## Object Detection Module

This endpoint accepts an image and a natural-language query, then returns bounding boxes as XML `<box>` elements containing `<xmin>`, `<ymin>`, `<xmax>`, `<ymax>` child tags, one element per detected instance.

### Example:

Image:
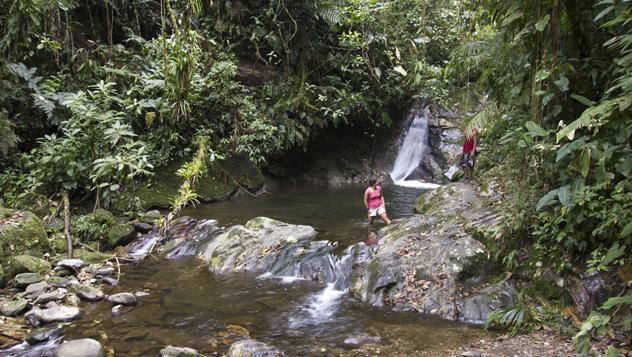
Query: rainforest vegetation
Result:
<box><xmin>0</xmin><ymin>0</ymin><xmax>631</xmax><ymax>354</ymax></box>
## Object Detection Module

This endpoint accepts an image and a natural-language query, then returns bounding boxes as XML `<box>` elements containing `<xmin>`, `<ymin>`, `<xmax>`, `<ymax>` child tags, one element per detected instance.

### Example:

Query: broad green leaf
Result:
<box><xmin>570</xmin><ymin>94</ymin><xmax>596</xmax><ymax>107</ymax></box>
<box><xmin>393</xmin><ymin>66</ymin><xmax>407</xmax><ymax>76</ymax></box>
<box><xmin>535</xmin><ymin>15</ymin><xmax>550</xmax><ymax>31</ymax></box>
<box><xmin>622</xmin><ymin>222</ymin><xmax>632</xmax><ymax>238</ymax></box>
<box><xmin>601</xmin><ymin>295</ymin><xmax>632</xmax><ymax>310</ymax></box>
<box><xmin>525</xmin><ymin>121</ymin><xmax>548</xmax><ymax>137</ymax></box>
<box><xmin>535</xmin><ymin>69</ymin><xmax>551</xmax><ymax>82</ymax></box>
<box><xmin>606</xmin><ymin>346</ymin><xmax>623</xmax><ymax>357</ymax></box>
<box><xmin>595</xmin><ymin>5</ymin><xmax>615</xmax><ymax>22</ymax></box>
<box><xmin>554</xmin><ymin>76</ymin><xmax>569</xmax><ymax>92</ymax></box>
<box><xmin>501</xmin><ymin>11</ymin><xmax>524</xmax><ymax>27</ymax></box>
<box><xmin>537</xmin><ymin>189</ymin><xmax>559</xmax><ymax>210</ymax></box>
<box><xmin>579</xmin><ymin>147</ymin><xmax>591</xmax><ymax>178</ymax></box>
<box><xmin>557</xmin><ymin>185</ymin><xmax>572</xmax><ymax>206</ymax></box>
<box><xmin>603</xmin><ymin>242</ymin><xmax>626</xmax><ymax>265</ymax></box>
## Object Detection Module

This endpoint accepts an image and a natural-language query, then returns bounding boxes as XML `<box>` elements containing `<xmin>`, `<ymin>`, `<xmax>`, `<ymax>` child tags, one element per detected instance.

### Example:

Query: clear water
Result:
<box><xmin>58</xmin><ymin>185</ymin><xmax>487</xmax><ymax>356</ymax></box>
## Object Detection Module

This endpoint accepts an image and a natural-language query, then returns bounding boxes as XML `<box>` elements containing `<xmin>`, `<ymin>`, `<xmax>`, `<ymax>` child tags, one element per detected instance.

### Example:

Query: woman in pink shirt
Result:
<box><xmin>364</xmin><ymin>178</ymin><xmax>391</xmax><ymax>225</ymax></box>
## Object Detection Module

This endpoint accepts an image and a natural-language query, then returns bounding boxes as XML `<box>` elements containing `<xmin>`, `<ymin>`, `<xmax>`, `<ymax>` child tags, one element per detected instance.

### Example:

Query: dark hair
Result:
<box><xmin>369</xmin><ymin>178</ymin><xmax>377</xmax><ymax>186</ymax></box>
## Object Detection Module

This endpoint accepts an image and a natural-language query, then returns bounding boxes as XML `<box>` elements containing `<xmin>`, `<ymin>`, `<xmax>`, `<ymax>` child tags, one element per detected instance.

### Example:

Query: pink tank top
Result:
<box><xmin>366</xmin><ymin>186</ymin><xmax>383</xmax><ymax>209</ymax></box>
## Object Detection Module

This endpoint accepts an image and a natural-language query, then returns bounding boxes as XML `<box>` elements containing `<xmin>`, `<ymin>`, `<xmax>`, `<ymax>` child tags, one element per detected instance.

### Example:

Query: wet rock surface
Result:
<box><xmin>227</xmin><ymin>339</ymin><xmax>286</xmax><ymax>357</ymax></box>
<box><xmin>72</xmin><ymin>284</ymin><xmax>103</xmax><ymax>302</ymax></box>
<box><xmin>14</xmin><ymin>272</ymin><xmax>43</xmax><ymax>288</ymax></box>
<box><xmin>160</xmin><ymin>345</ymin><xmax>206</xmax><ymax>356</ymax></box>
<box><xmin>349</xmin><ymin>182</ymin><xmax>513</xmax><ymax>323</ymax></box>
<box><xmin>108</xmin><ymin>292</ymin><xmax>137</xmax><ymax>306</ymax></box>
<box><xmin>0</xmin><ymin>298</ymin><xmax>28</xmax><ymax>316</ymax></box>
<box><xmin>53</xmin><ymin>338</ymin><xmax>104</xmax><ymax>357</ymax></box>
<box><xmin>26</xmin><ymin>305</ymin><xmax>80</xmax><ymax>326</ymax></box>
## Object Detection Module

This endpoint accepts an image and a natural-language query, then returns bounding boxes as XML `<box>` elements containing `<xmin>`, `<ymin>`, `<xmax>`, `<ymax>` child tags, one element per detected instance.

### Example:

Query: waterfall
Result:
<box><xmin>390</xmin><ymin>106</ymin><xmax>441</xmax><ymax>189</ymax></box>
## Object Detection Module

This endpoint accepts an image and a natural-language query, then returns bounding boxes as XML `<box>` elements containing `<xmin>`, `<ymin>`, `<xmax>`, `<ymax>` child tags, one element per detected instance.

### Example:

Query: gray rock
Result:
<box><xmin>459</xmin><ymin>281</ymin><xmax>517</xmax><ymax>324</ymax></box>
<box><xmin>64</xmin><ymin>293</ymin><xmax>81</xmax><ymax>307</ymax></box>
<box><xmin>111</xmin><ymin>304</ymin><xmax>134</xmax><ymax>317</ymax></box>
<box><xmin>56</xmin><ymin>259</ymin><xmax>87</xmax><ymax>270</ymax></box>
<box><xmin>25</xmin><ymin>281</ymin><xmax>51</xmax><ymax>299</ymax></box>
<box><xmin>108</xmin><ymin>293</ymin><xmax>137</xmax><ymax>306</ymax></box>
<box><xmin>53</xmin><ymin>338</ymin><xmax>104</xmax><ymax>357</ymax></box>
<box><xmin>160</xmin><ymin>345</ymin><xmax>205</xmax><ymax>357</ymax></box>
<box><xmin>0</xmin><ymin>299</ymin><xmax>28</xmax><ymax>316</ymax></box>
<box><xmin>227</xmin><ymin>340</ymin><xmax>285</xmax><ymax>357</ymax></box>
<box><xmin>52</xmin><ymin>266</ymin><xmax>74</xmax><ymax>277</ymax></box>
<box><xmin>343</xmin><ymin>333</ymin><xmax>382</xmax><ymax>346</ymax></box>
<box><xmin>14</xmin><ymin>272</ymin><xmax>43</xmax><ymax>288</ymax></box>
<box><xmin>26</xmin><ymin>327</ymin><xmax>62</xmax><ymax>345</ymax></box>
<box><xmin>72</xmin><ymin>284</ymin><xmax>103</xmax><ymax>302</ymax></box>
<box><xmin>93</xmin><ymin>267</ymin><xmax>115</xmax><ymax>276</ymax></box>
<box><xmin>100</xmin><ymin>277</ymin><xmax>118</xmax><ymax>286</ymax></box>
<box><xmin>47</xmin><ymin>276</ymin><xmax>71</xmax><ymax>288</ymax></box>
<box><xmin>26</xmin><ymin>306</ymin><xmax>80</xmax><ymax>326</ymax></box>
<box><xmin>461</xmin><ymin>352</ymin><xmax>482</xmax><ymax>357</ymax></box>
<box><xmin>201</xmin><ymin>217</ymin><xmax>322</xmax><ymax>276</ymax></box>
<box><xmin>35</xmin><ymin>289</ymin><xmax>67</xmax><ymax>305</ymax></box>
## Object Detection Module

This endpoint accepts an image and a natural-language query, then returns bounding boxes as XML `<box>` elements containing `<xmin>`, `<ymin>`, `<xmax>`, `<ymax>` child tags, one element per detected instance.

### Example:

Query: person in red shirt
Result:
<box><xmin>460</xmin><ymin>128</ymin><xmax>478</xmax><ymax>180</ymax></box>
<box><xmin>363</xmin><ymin>178</ymin><xmax>391</xmax><ymax>225</ymax></box>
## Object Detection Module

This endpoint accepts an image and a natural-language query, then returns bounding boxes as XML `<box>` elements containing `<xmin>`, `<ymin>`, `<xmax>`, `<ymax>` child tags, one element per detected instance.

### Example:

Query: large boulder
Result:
<box><xmin>160</xmin><ymin>346</ymin><xmax>205</xmax><ymax>357</ymax></box>
<box><xmin>0</xmin><ymin>208</ymin><xmax>52</xmax><ymax>285</ymax></box>
<box><xmin>26</xmin><ymin>306</ymin><xmax>80</xmax><ymax>326</ymax></box>
<box><xmin>349</xmin><ymin>182</ymin><xmax>514</xmax><ymax>323</ymax></box>
<box><xmin>53</xmin><ymin>338</ymin><xmax>104</xmax><ymax>357</ymax></box>
<box><xmin>9</xmin><ymin>255</ymin><xmax>52</xmax><ymax>275</ymax></box>
<box><xmin>199</xmin><ymin>217</ymin><xmax>337</xmax><ymax>281</ymax></box>
<box><xmin>0</xmin><ymin>299</ymin><xmax>28</xmax><ymax>316</ymax></box>
<box><xmin>227</xmin><ymin>340</ymin><xmax>285</xmax><ymax>357</ymax></box>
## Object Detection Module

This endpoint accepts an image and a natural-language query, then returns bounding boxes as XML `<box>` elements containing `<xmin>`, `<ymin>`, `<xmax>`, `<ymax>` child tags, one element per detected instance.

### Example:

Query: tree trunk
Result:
<box><xmin>63</xmin><ymin>191</ymin><xmax>73</xmax><ymax>258</ymax></box>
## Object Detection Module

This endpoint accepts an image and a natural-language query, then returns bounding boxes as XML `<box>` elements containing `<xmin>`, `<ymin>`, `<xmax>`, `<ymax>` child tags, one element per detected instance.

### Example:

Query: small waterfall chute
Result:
<box><xmin>389</xmin><ymin>107</ymin><xmax>441</xmax><ymax>189</ymax></box>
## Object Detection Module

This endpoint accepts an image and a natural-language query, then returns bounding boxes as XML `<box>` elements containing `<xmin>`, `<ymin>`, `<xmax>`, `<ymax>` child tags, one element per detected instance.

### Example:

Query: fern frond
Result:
<box><xmin>317</xmin><ymin>7</ymin><xmax>343</xmax><ymax>25</ymax></box>
<box><xmin>463</xmin><ymin>101</ymin><xmax>502</xmax><ymax>136</ymax></box>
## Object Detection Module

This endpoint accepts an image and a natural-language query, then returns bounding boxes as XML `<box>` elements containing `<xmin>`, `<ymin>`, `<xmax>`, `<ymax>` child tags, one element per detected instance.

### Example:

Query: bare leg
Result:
<box><xmin>379</xmin><ymin>212</ymin><xmax>391</xmax><ymax>225</ymax></box>
<box><xmin>368</xmin><ymin>215</ymin><xmax>374</xmax><ymax>225</ymax></box>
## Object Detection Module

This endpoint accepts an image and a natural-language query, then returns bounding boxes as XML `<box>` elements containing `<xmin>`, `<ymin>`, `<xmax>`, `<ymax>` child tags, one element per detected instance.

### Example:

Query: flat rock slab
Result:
<box><xmin>53</xmin><ymin>338</ymin><xmax>104</xmax><ymax>357</ymax></box>
<box><xmin>25</xmin><ymin>281</ymin><xmax>51</xmax><ymax>299</ymax></box>
<box><xmin>160</xmin><ymin>345</ymin><xmax>205</xmax><ymax>357</ymax></box>
<box><xmin>14</xmin><ymin>273</ymin><xmax>43</xmax><ymax>288</ymax></box>
<box><xmin>0</xmin><ymin>299</ymin><xmax>28</xmax><ymax>316</ymax></box>
<box><xmin>56</xmin><ymin>259</ymin><xmax>87</xmax><ymax>270</ymax></box>
<box><xmin>108</xmin><ymin>293</ymin><xmax>137</xmax><ymax>306</ymax></box>
<box><xmin>227</xmin><ymin>340</ymin><xmax>285</xmax><ymax>357</ymax></box>
<box><xmin>72</xmin><ymin>284</ymin><xmax>103</xmax><ymax>302</ymax></box>
<box><xmin>26</xmin><ymin>327</ymin><xmax>62</xmax><ymax>345</ymax></box>
<box><xmin>35</xmin><ymin>289</ymin><xmax>67</xmax><ymax>305</ymax></box>
<box><xmin>47</xmin><ymin>276</ymin><xmax>72</xmax><ymax>288</ymax></box>
<box><xmin>26</xmin><ymin>306</ymin><xmax>80</xmax><ymax>325</ymax></box>
<box><xmin>343</xmin><ymin>333</ymin><xmax>382</xmax><ymax>346</ymax></box>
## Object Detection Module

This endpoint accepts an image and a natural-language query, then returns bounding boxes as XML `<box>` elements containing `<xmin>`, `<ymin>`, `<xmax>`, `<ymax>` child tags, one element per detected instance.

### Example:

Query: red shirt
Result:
<box><xmin>463</xmin><ymin>129</ymin><xmax>477</xmax><ymax>153</ymax></box>
<box><xmin>365</xmin><ymin>186</ymin><xmax>383</xmax><ymax>209</ymax></box>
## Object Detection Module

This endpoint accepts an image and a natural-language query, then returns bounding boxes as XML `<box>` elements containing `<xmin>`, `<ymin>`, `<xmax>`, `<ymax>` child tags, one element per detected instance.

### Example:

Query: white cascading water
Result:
<box><xmin>390</xmin><ymin>107</ymin><xmax>441</xmax><ymax>189</ymax></box>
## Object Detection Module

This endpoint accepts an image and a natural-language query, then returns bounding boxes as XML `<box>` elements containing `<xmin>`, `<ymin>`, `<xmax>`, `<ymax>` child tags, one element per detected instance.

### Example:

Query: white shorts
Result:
<box><xmin>368</xmin><ymin>205</ymin><xmax>386</xmax><ymax>217</ymax></box>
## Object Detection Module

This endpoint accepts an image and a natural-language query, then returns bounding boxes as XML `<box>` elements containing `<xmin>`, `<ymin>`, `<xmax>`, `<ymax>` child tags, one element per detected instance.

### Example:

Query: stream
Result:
<box><xmin>57</xmin><ymin>185</ymin><xmax>487</xmax><ymax>356</ymax></box>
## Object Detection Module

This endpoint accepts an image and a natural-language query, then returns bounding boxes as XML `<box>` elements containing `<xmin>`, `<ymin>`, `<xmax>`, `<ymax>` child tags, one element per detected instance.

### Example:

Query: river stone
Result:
<box><xmin>461</xmin><ymin>352</ymin><xmax>482</xmax><ymax>357</ymax></box>
<box><xmin>53</xmin><ymin>338</ymin><xmax>104</xmax><ymax>357</ymax></box>
<box><xmin>26</xmin><ymin>306</ymin><xmax>80</xmax><ymax>326</ymax></box>
<box><xmin>459</xmin><ymin>281</ymin><xmax>517</xmax><ymax>324</ymax></box>
<box><xmin>111</xmin><ymin>304</ymin><xmax>134</xmax><ymax>317</ymax></box>
<box><xmin>56</xmin><ymin>259</ymin><xmax>86</xmax><ymax>270</ymax></box>
<box><xmin>343</xmin><ymin>333</ymin><xmax>382</xmax><ymax>346</ymax></box>
<box><xmin>14</xmin><ymin>272</ymin><xmax>43</xmax><ymax>288</ymax></box>
<box><xmin>47</xmin><ymin>276</ymin><xmax>71</xmax><ymax>288</ymax></box>
<box><xmin>349</xmin><ymin>182</ymin><xmax>510</xmax><ymax>323</ymax></box>
<box><xmin>10</xmin><ymin>255</ymin><xmax>52</xmax><ymax>275</ymax></box>
<box><xmin>35</xmin><ymin>289</ymin><xmax>67</xmax><ymax>305</ymax></box>
<box><xmin>0</xmin><ymin>299</ymin><xmax>28</xmax><ymax>316</ymax></box>
<box><xmin>108</xmin><ymin>293</ymin><xmax>137</xmax><ymax>306</ymax></box>
<box><xmin>26</xmin><ymin>327</ymin><xmax>62</xmax><ymax>345</ymax></box>
<box><xmin>227</xmin><ymin>340</ymin><xmax>285</xmax><ymax>357</ymax></box>
<box><xmin>159</xmin><ymin>345</ymin><xmax>205</xmax><ymax>357</ymax></box>
<box><xmin>25</xmin><ymin>281</ymin><xmax>51</xmax><ymax>299</ymax></box>
<box><xmin>100</xmin><ymin>277</ymin><xmax>118</xmax><ymax>286</ymax></box>
<box><xmin>93</xmin><ymin>266</ymin><xmax>115</xmax><ymax>276</ymax></box>
<box><xmin>64</xmin><ymin>293</ymin><xmax>81</xmax><ymax>307</ymax></box>
<box><xmin>201</xmin><ymin>217</ymin><xmax>319</xmax><ymax>275</ymax></box>
<box><xmin>72</xmin><ymin>284</ymin><xmax>103</xmax><ymax>301</ymax></box>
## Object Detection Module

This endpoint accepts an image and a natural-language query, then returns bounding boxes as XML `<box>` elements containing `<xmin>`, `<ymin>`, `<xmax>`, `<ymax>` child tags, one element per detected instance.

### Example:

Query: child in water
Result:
<box><xmin>363</xmin><ymin>178</ymin><xmax>391</xmax><ymax>225</ymax></box>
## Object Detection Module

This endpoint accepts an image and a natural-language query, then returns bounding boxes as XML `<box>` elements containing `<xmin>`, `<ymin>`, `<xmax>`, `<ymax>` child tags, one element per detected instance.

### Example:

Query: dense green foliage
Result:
<box><xmin>0</xmin><ymin>0</ymin><xmax>462</xmax><ymax>209</ymax></box>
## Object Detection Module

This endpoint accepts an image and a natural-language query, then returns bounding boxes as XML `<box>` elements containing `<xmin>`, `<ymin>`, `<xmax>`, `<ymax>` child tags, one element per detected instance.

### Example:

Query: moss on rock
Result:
<box><xmin>0</xmin><ymin>208</ymin><xmax>52</xmax><ymax>281</ymax></box>
<box><xmin>9</xmin><ymin>255</ymin><xmax>51</xmax><ymax>276</ymax></box>
<box><xmin>113</xmin><ymin>156</ymin><xmax>264</xmax><ymax>212</ymax></box>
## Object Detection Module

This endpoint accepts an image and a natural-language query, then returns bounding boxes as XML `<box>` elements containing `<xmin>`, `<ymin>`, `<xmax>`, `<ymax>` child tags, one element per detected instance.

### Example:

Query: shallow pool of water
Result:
<box><xmin>60</xmin><ymin>185</ymin><xmax>487</xmax><ymax>356</ymax></box>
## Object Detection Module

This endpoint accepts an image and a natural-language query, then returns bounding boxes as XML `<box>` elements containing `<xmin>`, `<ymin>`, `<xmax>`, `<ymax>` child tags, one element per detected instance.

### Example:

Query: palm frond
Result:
<box><xmin>317</xmin><ymin>7</ymin><xmax>343</xmax><ymax>26</ymax></box>
<box><xmin>463</xmin><ymin>101</ymin><xmax>502</xmax><ymax>137</ymax></box>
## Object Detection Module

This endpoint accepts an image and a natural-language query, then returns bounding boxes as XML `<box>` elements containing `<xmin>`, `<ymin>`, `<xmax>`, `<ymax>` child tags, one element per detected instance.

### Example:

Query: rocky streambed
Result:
<box><xmin>1</xmin><ymin>182</ymin><xmax>522</xmax><ymax>356</ymax></box>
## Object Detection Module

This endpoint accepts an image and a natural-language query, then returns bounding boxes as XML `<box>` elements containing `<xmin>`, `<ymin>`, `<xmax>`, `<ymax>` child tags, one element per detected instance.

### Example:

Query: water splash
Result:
<box><xmin>289</xmin><ymin>283</ymin><xmax>347</xmax><ymax>328</ymax></box>
<box><xmin>390</xmin><ymin>107</ymin><xmax>441</xmax><ymax>189</ymax></box>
